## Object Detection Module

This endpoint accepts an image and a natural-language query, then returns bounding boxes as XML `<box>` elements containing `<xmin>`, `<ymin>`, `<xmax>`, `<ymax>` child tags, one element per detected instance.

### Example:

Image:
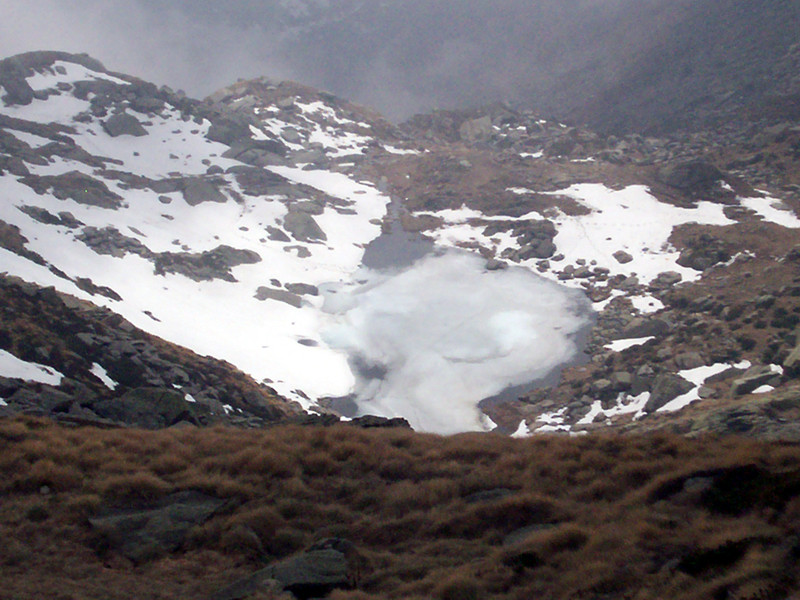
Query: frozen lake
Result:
<box><xmin>321</xmin><ymin>250</ymin><xmax>592</xmax><ymax>433</ymax></box>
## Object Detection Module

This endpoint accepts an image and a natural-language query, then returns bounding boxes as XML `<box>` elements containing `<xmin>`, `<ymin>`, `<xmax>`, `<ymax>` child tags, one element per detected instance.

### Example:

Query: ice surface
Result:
<box><xmin>321</xmin><ymin>251</ymin><xmax>590</xmax><ymax>433</ymax></box>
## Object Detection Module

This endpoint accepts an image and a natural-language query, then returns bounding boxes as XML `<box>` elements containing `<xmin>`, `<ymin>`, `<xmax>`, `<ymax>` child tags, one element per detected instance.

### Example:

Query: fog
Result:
<box><xmin>321</xmin><ymin>252</ymin><xmax>590</xmax><ymax>433</ymax></box>
<box><xmin>0</xmin><ymin>0</ymin><xmax>683</xmax><ymax>121</ymax></box>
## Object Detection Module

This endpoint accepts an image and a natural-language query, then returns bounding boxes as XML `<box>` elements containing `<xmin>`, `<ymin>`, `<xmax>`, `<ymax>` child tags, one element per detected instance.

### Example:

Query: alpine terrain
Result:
<box><xmin>1</xmin><ymin>20</ymin><xmax>800</xmax><ymax>599</ymax></box>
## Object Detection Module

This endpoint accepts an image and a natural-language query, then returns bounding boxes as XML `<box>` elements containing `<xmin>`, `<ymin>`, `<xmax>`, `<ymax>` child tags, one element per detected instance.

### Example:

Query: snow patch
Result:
<box><xmin>740</xmin><ymin>196</ymin><xmax>800</xmax><ymax>228</ymax></box>
<box><xmin>605</xmin><ymin>336</ymin><xmax>655</xmax><ymax>352</ymax></box>
<box><xmin>90</xmin><ymin>363</ymin><xmax>118</xmax><ymax>390</ymax></box>
<box><xmin>0</xmin><ymin>349</ymin><xmax>64</xmax><ymax>385</ymax></box>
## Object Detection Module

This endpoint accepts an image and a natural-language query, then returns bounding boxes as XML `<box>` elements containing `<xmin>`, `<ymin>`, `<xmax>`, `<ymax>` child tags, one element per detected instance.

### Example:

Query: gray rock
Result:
<box><xmin>349</xmin><ymin>415</ymin><xmax>411</xmax><ymax>429</ymax></box>
<box><xmin>651</xmin><ymin>271</ymin><xmax>683</xmax><ymax>288</ymax></box>
<box><xmin>154</xmin><ymin>245</ymin><xmax>261</xmax><ymax>282</ymax></box>
<box><xmin>610</xmin><ymin>371</ymin><xmax>633</xmax><ymax>391</ymax></box>
<box><xmin>645</xmin><ymin>373</ymin><xmax>695</xmax><ymax>412</ymax></box>
<box><xmin>266</xmin><ymin>226</ymin><xmax>291</xmax><ymax>242</ymax></box>
<box><xmin>206</xmin><ymin>119</ymin><xmax>250</xmax><ymax>145</ymax></box>
<box><xmin>783</xmin><ymin>340</ymin><xmax>800</xmax><ymax>376</ymax></box>
<box><xmin>255</xmin><ymin>287</ymin><xmax>303</xmax><ymax>308</ymax></box>
<box><xmin>102</xmin><ymin>113</ymin><xmax>148</xmax><ymax>137</ymax></box>
<box><xmin>0</xmin><ymin>64</ymin><xmax>34</xmax><ymax>105</ymax></box>
<box><xmin>677</xmin><ymin>234</ymin><xmax>730</xmax><ymax>271</ymax></box>
<box><xmin>657</xmin><ymin>160</ymin><xmax>724</xmax><ymax>194</ymax></box>
<box><xmin>285</xmin><ymin>283</ymin><xmax>319</xmax><ymax>297</ymax></box>
<box><xmin>284</xmin><ymin>211</ymin><xmax>327</xmax><ymax>242</ymax></box>
<box><xmin>620</xmin><ymin>317</ymin><xmax>671</xmax><ymax>338</ymax></box>
<box><xmin>210</xmin><ymin>538</ymin><xmax>358</xmax><ymax>600</ymax></box>
<box><xmin>91</xmin><ymin>387</ymin><xmax>207</xmax><ymax>428</ymax></box>
<box><xmin>613</xmin><ymin>250</ymin><xmax>633</xmax><ymax>264</ymax></box>
<box><xmin>486</xmin><ymin>258</ymin><xmax>508</xmax><ymax>271</ymax></box>
<box><xmin>182</xmin><ymin>178</ymin><xmax>227</xmax><ymax>206</ymax></box>
<box><xmin>674</xmin><ymin>352</ymin><xmax>704</xmax><ymax>370</ymax></box>
<box><xmin>22</xmin><ymin>171</ymin><xmax>123</xmax><ymax>209</ymax></box>
<box><xmin>6</xmin><ymin>387</ymin><xmax>73</xmax><ymax>414</ymax></box>
<box><xmin>731</xmin><ymin>366</ymin><xmax>779</xmax><ymax>396</ymax></box>
<box><xmin>89</xmin><ymin>491</ymin><xmax>227</xmax><ymax>562</ymax></box>
<box><xmin>292</xmin><ymin>201</ymin><xmax>325</xmax><ymax>215</ymax></box>
<box><xmin>459</xmin><ymin>116</ymin><xmax>493</xmax><ymax>142</ymax></box>
<box><xmin>280</xmin><ymin>128</ymin><xmax>303</xmax><ymax>144</ymax></box>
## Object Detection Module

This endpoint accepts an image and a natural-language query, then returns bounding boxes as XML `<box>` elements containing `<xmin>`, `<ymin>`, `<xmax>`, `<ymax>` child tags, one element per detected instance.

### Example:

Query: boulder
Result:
<box><xmin>620</xmin><ymin>317</ymin><xmax>671</xmax><ymax>338</ymax></box>
<box><xmin>89</xmin><ymin>490</ymin><xmax>227</xmax><ymax>562</ymax></box>
<box><xmin>102</xmin><ymin>113</ymin><xmax>148</xmax><ymax>137</ymax></box>
<box><xmin>285</xmin><ymin>283</ymin><xmax>319</xmax><ymax>297</ymax></box>
<box><xmin>154</xmin><ymin>245</ymin><xmax>261</xmax><ymax>282</ymax></box>
<box><xmin>91</xmin><ymin>387</ymin><xmax>207</xmax><ymax>428</ymax></box>
<box><xmin>210</xmin><ymin>538</ymin><xmax>359</xmax><ymax>600</ymax></box>
<box><xmin>0</xmin><ymin>73</ymin><xmax>34</xmax><ymax>105</ymax></box>
<box><xmin>182</xmin><ymin>178</ymin><xmax>227</xmax><ymax>206</ymax></box>
<box><xmin>459</xmin><ymin>116</ymin><xmax>493</xmax><ymax>142</ymax></box>
<box><xmin>613</xmin><ymin>250</ymin><xmax>633</xmax><ymax>264</ymax></box>
<box><xmin>651</xmin><ymin>271</ymin><xmax>682</xmax><ymax>288</ymax></box>
<box><xmin>283</xmin><ymin>211</ymin><xmax>327</xmax><ymax>242</ymax></box>
<box><xmin>783</xmin><ymin>339</ymin><xmax>800</xmax><ymax>376</ymax></box>
<box><xmin>255</xmin><ymin>287</ymin><xmax>303</xmax><ymax>308</ymax></box>
<box><xmin>349</xmin><ymin>415</ymin><xmax>411</xmax><ymax>429</ymax></box>
<box><xmin>280</xmin><ymin>128</ymin><xmax>303</xmax><ymax>145</ymax></box>
<box><xmin>22</xmin><ymin>171</ymin><xmax>123</xmax><ymax>209</ymax></box>
<box><xmin>657</xmin><ymin>160</ymin><xmax>724</xmax><ymax>195</ymax></box>
<box><xmin>677</xmin><ymin>234</ymin><xmax>730</xmax><ymax>271</ymax></box>
<box><xmin>645</xmin><ymin>373</ymin><xmax>695</xmax><ymax>412</ymax></box>
<box><xmin>207</xmin><ymin>118</ymin><xmax>250</xmax><ymax>145</ymax></box>
<box><xmin>731</xmin><ymin>366</ymin><xmax>780</xmax><ymax>396</ymax></box>
<box><xmin>674</xmin><ymin>352</ymin><xmax>705</xmax><ymax>370</ymax></box>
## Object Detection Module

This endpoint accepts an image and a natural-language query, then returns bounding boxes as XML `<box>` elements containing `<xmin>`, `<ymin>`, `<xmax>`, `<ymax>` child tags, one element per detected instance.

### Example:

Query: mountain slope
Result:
<box><xmin>2</xmin><ymin>51</ymin><xmax>800</xmax><ymax>437</ymax></box>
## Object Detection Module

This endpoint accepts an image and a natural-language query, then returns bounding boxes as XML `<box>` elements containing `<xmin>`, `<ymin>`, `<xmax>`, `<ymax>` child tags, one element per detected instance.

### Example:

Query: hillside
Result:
<box><xmin>3</xmin><ymin>417</ymin><xmax>800</xmax><ymax>600</ymax></box>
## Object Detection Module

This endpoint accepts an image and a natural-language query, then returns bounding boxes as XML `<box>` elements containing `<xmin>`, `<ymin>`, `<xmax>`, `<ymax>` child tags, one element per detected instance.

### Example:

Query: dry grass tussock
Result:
<box><xmin>2</xmin><ymin>418</ymin><xmax>800</xmax><ymax>599</ymax></box>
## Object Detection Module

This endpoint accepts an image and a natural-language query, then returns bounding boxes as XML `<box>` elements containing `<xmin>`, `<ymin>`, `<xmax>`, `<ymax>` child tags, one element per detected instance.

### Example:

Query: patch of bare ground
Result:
<box><xmin>3</xmin><ymin>417</ymin><xmax>800</xmax><ymax>599</ymax></box>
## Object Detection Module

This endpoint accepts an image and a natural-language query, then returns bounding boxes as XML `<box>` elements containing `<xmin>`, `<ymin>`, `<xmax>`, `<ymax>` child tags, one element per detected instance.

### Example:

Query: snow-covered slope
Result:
<box><xmin>3</xmin><ymin>53</ymin><xmax>800</xmax><ymax>437</ymax></box>
<box><xmin>0</xmin><ymin>54</ymin><xmax>393</xmax><ymax>410</ymax></box>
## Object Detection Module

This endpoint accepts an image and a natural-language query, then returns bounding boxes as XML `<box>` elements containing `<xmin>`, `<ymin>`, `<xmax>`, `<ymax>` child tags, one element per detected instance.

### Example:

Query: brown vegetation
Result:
<box><xmin>2</xmin><ymin>417</ymin><xmax>800</xmax><ymax>599</ymax></box>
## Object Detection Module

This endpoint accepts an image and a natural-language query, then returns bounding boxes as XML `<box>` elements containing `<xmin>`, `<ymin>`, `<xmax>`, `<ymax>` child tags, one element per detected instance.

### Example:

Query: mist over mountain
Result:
<box><xmin>2</xmin><ymin>0</ymin><xmax>797</xmax><ymax>131</ymax></box>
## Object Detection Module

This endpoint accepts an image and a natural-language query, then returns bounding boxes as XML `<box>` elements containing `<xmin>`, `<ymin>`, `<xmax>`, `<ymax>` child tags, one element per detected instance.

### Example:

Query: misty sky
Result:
<box><xmin>0</xmin><ymin>0</ymin><xmax>692</xmax><ymax>121</ymax></box>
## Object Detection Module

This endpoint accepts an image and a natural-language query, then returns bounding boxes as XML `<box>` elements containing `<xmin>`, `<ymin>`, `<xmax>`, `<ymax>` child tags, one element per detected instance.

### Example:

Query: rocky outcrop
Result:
<box><xmin>657</xmin><ymin>160</ymin><xmax>725</xmax><ymax>197</ymax></box>
<box><xmin>677</xmin><ymin>233</ymin><xmax>731</xmax><ymax>271</ymax></box>
<box><xmin>102</xmin><ymin>112</ymin><xmax>148</xmax><ymax>137</ymax></box>
<box><xmin>731</xmin><ymin>365</ymin><xmax>780</xmax><ymax>396</ymax></box>
<box><xmin>0</xmin><ymin>275</ymin><xmax>294</xmax><ymax>428</ymax></box>
<box><xmin>89</xmin><ymin>491</ymin><xmax>228</xmax><ymax>562</ymax></box>
<box><xmin>210</xmin><ymin>538</ymin><xmax>361</xmax><ymax>600</ymax></box>
<box><xmin>91</xmin><ymin>387</ymin><xmax>211</xmax><ymax>429</ymax></box>
<box><xmin>154</xmin><ymin>246</ymin><xmax>262</xmax><ymax>282</ymax></box>
<box><xmin>21</xmin><ymin>171</ymin><xmax>123</xmax><ymax>209</ymax></box>
<box><xmin>283</xmin><ymin>211</ymin><xmax>326</xmax><ymax>242</ymax></box>
<box><xmin>255</xmin><ymin>287</ymin><xmax>303</xmax><ymax>308</ymax></box>
<box><xmin>645</xmin><ymin>373</ymin><xmax>695</xmax><ymax>412</ymax></box>
<box><xmin>181</xmin><ymin>177</ymin><xmax>228</xmax><ymax>206</ymax></box>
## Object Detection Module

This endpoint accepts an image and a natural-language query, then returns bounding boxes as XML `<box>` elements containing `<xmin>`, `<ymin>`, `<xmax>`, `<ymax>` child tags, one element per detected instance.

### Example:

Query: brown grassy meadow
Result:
<box><xmin>2</xmin><ymin>417</ymin><xmax>800</xmax><ymax>599</ymax></box>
